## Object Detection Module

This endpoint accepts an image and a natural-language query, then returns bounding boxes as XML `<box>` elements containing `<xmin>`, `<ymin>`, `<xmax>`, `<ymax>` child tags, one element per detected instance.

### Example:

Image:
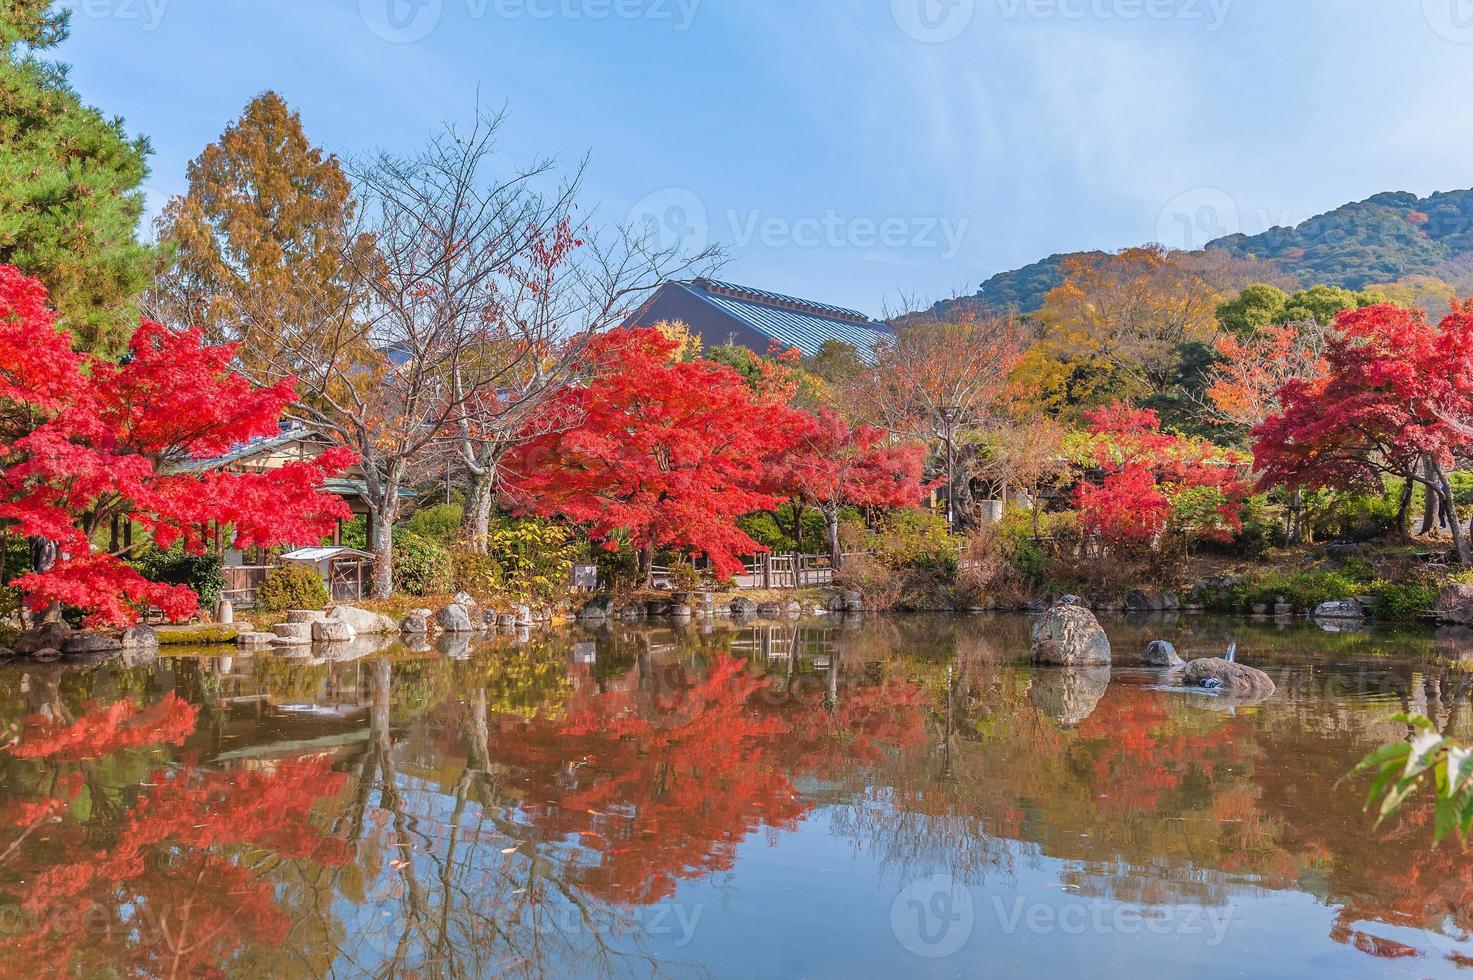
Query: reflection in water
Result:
<box><xmin>0</xmin><ymin>617</ymin><xmax>1470</xmax><ymax>977</ymax></box>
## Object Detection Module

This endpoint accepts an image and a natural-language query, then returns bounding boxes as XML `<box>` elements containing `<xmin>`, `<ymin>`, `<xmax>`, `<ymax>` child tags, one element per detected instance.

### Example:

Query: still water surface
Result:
<box><xmin>1</xmin><ymin>615</ymin><xmax>1471</xmax><ymax>978</ymax></box>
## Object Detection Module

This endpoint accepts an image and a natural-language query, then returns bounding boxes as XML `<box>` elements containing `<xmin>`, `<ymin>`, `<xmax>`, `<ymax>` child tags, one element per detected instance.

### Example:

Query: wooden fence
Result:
<box><xmin>221</xmin><ymin>565</ymin><xmax>272</xmax><ymax>610</ymax></box>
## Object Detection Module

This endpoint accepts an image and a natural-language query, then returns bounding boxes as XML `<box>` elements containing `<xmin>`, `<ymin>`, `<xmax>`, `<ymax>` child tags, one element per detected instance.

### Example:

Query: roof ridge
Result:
<box><xmin>690</xmin><ymin>278</ymin><xmax>873</xmax><ymax>324</ymax></box>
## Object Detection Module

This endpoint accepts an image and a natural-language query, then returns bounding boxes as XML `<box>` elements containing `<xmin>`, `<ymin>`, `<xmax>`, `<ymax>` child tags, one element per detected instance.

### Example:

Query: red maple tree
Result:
<box><xmin>767</xmin><ymin>409</ymin><xmax>927</xmax><ymax>568</ymax></box>
<box><xmin>0</xmin><ymin>265</ymin><xmax>355</xmax><ymax>625</ymax></box>
<box><xmin>503</xmin><ymin>328</ymin><xmax>810</xmax><ymax>583</ymax></box>
<box><xmin>1252</xmin><ymin>302</ymin><xmax>1473</xmax><ymax>563</ymax></box>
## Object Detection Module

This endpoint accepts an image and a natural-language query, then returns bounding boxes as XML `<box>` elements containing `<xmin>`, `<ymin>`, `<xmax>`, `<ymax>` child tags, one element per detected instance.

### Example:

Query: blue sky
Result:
<box><xmin>59</xmin><ymin>0</ymin><xmax>1473</xmax><ymax>314</ymax></box>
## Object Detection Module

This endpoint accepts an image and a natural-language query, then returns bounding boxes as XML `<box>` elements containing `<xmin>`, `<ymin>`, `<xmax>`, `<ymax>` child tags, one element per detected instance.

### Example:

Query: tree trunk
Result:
<box><xmin>823</xmin><ymin>505</ymin><xmax>843</xmax><ymax>571</ymax></box>
<box><xmin>370</xmin><ymin>501</ymin><xmax>397</xmax><ymax>599</ymax></box>
<box><xmin>461</xmin><ymin>466</ymin><xmax>496</xmax><ymax>555</ymax></box>
<box><xmin>1396</xmin><ymin>473</ymin><xmax>1415</xmax><ymax>540</ymax></box>
<box><xmin>1430</xmin><ymin>460</ymin><xmax>1471</xmax><ymax>565</ymax></box>
<box><xmin>638</xmin><ymin>544</ymin><xmax>656</xmax><ymax>589</ymax></box>
<box><xmin>1421</xmin><ymin>456</ymin><xmax>1440</xmax><ymax>534</ymax></box>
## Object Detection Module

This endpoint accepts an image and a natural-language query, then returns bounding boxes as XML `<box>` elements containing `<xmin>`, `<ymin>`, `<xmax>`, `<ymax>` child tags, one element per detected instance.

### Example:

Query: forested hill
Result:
<box><xmin>953</xmin><ymin>187</ymin><xmax>1473</xmax><ymax>316</ymax></box>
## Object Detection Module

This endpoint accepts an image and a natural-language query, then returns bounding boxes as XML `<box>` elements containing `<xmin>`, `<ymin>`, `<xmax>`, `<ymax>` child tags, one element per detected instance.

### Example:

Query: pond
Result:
<box><xmin>0</xmin><ymin>614</ymin><xmax>1470</xmax><ymax>978</ymax></box>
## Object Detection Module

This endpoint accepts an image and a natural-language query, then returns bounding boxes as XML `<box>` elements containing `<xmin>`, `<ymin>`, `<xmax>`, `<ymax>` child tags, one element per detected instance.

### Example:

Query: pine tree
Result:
<box><xmin>0</xmin><ymin>1</ymin><xmax>154</xmax><ymax>355</ymax></box>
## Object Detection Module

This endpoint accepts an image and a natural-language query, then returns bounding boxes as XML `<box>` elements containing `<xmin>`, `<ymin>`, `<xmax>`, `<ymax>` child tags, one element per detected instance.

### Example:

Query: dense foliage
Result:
<box><xmin>0</xmin><ymin>266</ymin><xmax>352</xmax><ymax>625</ymax></box>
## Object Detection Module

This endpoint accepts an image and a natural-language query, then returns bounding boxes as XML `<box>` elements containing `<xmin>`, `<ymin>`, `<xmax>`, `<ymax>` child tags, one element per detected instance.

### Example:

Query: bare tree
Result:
<box><xmin>847</xmin><ymin>316</ymin><xmax>1027</xmax><ymax>530</ymax></box>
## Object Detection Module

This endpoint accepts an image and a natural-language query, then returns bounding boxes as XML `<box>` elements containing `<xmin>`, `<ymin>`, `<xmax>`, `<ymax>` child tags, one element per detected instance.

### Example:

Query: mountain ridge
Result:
<box><xmin>942</xmin><ymin>186</ymin><xmax>1473</xmax><ymax>317</ymax></box>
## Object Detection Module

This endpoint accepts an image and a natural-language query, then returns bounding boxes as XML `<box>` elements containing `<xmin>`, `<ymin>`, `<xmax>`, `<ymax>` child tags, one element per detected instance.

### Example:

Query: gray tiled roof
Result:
<box><xmin>679</xmin><ymin>279</ymin><xmax>891</xmax><ymax>359</ymax></box>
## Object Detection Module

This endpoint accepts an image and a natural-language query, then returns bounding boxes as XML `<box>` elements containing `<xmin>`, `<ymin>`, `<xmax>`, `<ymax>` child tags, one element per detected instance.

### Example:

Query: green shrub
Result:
<box><xmin>1371</xmin><ymin>580</ymin><xmax>1440</xmax><ymax>622</ymax></box>
<box><xmin>486</xmin><ymin>518</ymin><xmax>581</xmax><ymax>601</ymax></box>
<box><xmin>403</xmin><ymin>503</ymin><xmax>463</xmax><ymax>545</ymax></box>
<box><xmin>256</xmin><ymin>564</ymin><xmax>329</xmax><ymax>613</ymax></box>
<box><xmin>393</xmin><ymin>532</ymin><xmax>454</xmax><ymax>597</ymax></box>
<box><xmin>132</xmin><ymin>546</ymin><xmax>225</xmax><ymax>610</ymax></box>
<box><xmin>1309</xmin><ymin>488</ymin><xmax>1402</xmax><ymax>543</ymax></box>
<box><xmin>1229</xmin><ymin>569</ymin><xmax>1370</xmax><ymax>612</ymax></box>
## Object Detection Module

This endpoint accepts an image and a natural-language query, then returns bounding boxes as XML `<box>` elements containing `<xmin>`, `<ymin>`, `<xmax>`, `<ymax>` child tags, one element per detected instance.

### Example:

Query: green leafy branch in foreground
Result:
<box><xmin>1351</xmin><ymin>714</ymin><xmax>1473</xmax><ymax>844</ymax></box>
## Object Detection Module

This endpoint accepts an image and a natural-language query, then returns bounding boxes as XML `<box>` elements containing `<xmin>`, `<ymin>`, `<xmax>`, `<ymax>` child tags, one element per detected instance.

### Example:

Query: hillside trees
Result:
<box><xmin>0</xmin><ymin>0</ymin><xmax>155</xmax><ymax>355</ymax></box>
<box><xmin>0</xmin><ymin>265</ymin><xmax>352</xmax><ymax>626</ymax></box>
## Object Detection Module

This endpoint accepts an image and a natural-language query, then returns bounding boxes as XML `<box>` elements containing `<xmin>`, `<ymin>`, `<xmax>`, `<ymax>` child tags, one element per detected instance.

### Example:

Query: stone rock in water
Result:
<box><xmin>730</xmin><ymin>597</ymin><xmax>758</xmax><ymax>618</ymax></box>
<box><xmin>1435</xmin><ymin>585</ymin><xmax>1473</xmax><ymax>625</ymax></box>
<box><xmin>436</xmin><ymin>604</ymin><xmax>475</xmax><ymax>634</ymax></box>
<box><xmin>271</xmin><ymin>622</ymin><xmax>313</xmax><ymax>646</ymax></box>
<box><xmin>61</xmin><ymin>632</ymin><xmax>123</xmax><ymax>657</ymax></box>
<box><xmin>15</xmin><ymin>622</ymin><xmax>71</xmax><ymax>656</ymax></box>
<box><xmin>1030</xmin><ymin>602</ymin><xmax>1112</xmax><ymax>666</ymax></box>
<box><xmin>1184</xmin><ymin>658</ymin><xmax>1276</xmax><ymax>697</ymax></box>
<box><xmin>120</xmin><ymin>625</ymin><xmax>158</xmax><ymax>650</ymax></box>
<box><xmin>1030</xmin><ymin>667</ymin><xmax>1111</xmax><ymax>726</ymax></box>
<box><xmin>1313</xmin><ymin>600</ymin><xmax>1366</xmax><ymax>621</ymax></box>
<box><xmin>329</xmin><ymin>605</ymin><xmax>399</xmax><ymax>635</ymax></box>
<box><xmin>401</xmin><ymin>613</ymin><xmax>429</xmax><ymax>635</ymax></box>
<box><xmin>286</xmin><ymin>609</ymin><xmax>327</xmax><ymax>624</ymax></box>
<box><xmin>1142</xmin><ymin>640</ymin><xmax>1185</xmax><ymax>669</ymax></box>
<box><xmin>312</xmin><ymin>619</ymin><xmax>355</xmax><ymax>643</ymax></box>
<box><xmin>454</xmin><ymin>591</ymin><xmax>477</xmax><ymax>608</ymax></box>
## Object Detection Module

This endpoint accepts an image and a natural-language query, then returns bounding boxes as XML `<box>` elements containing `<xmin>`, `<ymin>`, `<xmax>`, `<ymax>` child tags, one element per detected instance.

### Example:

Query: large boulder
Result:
<box><xmin>1030</xmin><ymin>603</ymin><xmax>1112</xmax><ymax>666</ymax></box>
<box><xmin>1184</xmin><ymin>658</ymin><xmax>1276</xmax><ymax>697</ymax></box>
<box><xmin>1142</xmin><ymin>640</ymin><xmax>1185</xmax><ymax>669</ymax></box>
<box><xmin>577</xmin><ymin>596</ymin><xmax>614</xmax><ymax>621</ymax></box>
<box><xmin>453</xmin><ymin>591</ymin><xmax>477</xmax><ymax>608</ymax></box>
<box><xmin>61</xmin><ymin>632</ymin><xmax>123</xmax><ymax>657</ymax></box>
<box><xmin>1030</xmin><ymin>667</ymin><xmax>1111</xmax><ymax>726</ymax></box>
<box><xmin>842</xmin><ymin>590</ymin><xmax>864</xmax><ymax>613</ymax></box>
<box><xmin>328</xmin><ymin>606</ymin><xmax>399</xmax><ymax>636</ymax></box>
<box><xmin>236</xmin><ymin>631</ymin><xmax>277</xmax><ymax>648</ymax></box>
<box><xmin>286</xmin><ymin>609</ymin><xmax>327</xmax><ymax>624</ymax></box>
<box><xmin>436</xmin><ymin>603</ymin><xmax>475</xmax><ymax>634</ymax></box>
<box><xmin>1435</xmin><ymin>585</ymin><xmax>1473</xmax><ymax>625</ymax></box>
<box><xmin>15</xmin><ymin>622</ymin><xmax>72</xmax><ymax>656</ymax></box>
<box><xmin>120</xmin><ymin>625</ymin><xmax>159</xmax><ymax>650</ymax></box>
<box><xmin>515</xmin><ymin>604</ymin><xmax>535</xmax><ymax>627</ymax></box>
<box><xmin>730</xmin><ymin>597</ymin><xmax>759</xmax><ymax>618</ymax></box>
<box><xmin>271</xmin><ymin>622</ymin><xmax>313</xmax><ymax>646</ymax></box>
<box><xmin>312</xmin><ymin>619</ymin><xmax>355</xmax><ymax>643</ymax></box>
<box><xmin>756</xmin><ymin>602</ymin><xmax>783</xmax><ymax>619</ymax></box>
<box><xmin>400</xmin><ymin>613</ymin><xmax>429</xmax><ymax>635</ymax></box>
